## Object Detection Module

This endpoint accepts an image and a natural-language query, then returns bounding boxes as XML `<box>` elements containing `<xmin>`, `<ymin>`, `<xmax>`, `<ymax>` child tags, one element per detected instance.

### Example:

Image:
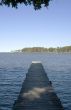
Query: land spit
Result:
<box><xmin>13</xmin><ymin>62</ymin><xmax>64</xmax><ymax>110</ymax></box>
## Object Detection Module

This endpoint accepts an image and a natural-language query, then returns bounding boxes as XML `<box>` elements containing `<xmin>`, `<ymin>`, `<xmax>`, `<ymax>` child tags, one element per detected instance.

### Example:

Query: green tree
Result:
<box><xmin>48</xmin><ymin>47</ymin><xmax>55</xmax><ymax>52</ymax></box>
<box><xmin>0</xmin><ymin>0</ymin><xmax>51</xmax><ymax>10</ymax></box>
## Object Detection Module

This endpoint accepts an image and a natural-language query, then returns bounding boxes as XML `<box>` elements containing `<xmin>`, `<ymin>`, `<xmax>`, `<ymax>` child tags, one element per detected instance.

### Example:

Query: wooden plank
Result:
<box><xmin>13</xmin><ymin>63</ymin><xmax>64</xmax><ymax>110</ymax></box>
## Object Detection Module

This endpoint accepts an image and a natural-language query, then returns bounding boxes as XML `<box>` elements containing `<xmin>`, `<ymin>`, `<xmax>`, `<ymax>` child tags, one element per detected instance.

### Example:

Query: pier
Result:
<box><xmin>13</xmin><ymin>62</ymin><xmax>64</xmax><ymax>110</ymax></box>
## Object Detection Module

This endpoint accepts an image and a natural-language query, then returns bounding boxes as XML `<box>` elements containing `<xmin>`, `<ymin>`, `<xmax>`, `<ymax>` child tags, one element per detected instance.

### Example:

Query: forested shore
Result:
<box><xmin>14</xmin><ymin>46</ymin><xmax>71</xmax><ymax>53</ymax></box>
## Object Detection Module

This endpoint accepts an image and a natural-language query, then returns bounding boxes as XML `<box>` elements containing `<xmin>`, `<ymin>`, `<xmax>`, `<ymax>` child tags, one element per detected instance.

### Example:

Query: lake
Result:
<box><xmin>0</xmin><ymin>53</ymin><xmax>71</xmax><ymax>110</ymax></box>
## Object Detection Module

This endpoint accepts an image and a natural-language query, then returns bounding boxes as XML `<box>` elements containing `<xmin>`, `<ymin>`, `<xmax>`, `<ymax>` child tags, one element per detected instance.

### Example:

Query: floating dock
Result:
<box><xmin>13</xmin><ymin>62</ymin><xmax>64</xmax><ymax>110</ymax></box>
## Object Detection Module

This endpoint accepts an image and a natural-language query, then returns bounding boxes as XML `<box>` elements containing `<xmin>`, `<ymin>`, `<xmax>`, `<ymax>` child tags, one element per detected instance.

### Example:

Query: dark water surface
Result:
<box><xmin>0</xmin><ymin>53</ymin><xmax>71</xmax><ymax>110</ymax></box>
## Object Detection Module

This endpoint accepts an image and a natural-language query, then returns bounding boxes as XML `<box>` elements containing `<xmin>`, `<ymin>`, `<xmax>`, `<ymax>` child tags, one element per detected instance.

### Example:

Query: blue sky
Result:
<box><xmin>0</xmin><ymin>0</ymin><xmax>71</xmax><ymax>52</ymax></box>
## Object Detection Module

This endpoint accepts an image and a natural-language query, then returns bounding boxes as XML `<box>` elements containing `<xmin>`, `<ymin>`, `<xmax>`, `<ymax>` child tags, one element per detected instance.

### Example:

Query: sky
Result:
<box><xmin>0</xmin><ymin>0</ymin><xmax>71</xmax><ymax>52</ymax></box>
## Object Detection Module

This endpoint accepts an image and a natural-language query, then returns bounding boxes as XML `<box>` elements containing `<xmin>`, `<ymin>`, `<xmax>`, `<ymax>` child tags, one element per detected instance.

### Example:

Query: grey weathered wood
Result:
<box><xmin>13</xmin><ymin>63</ymin><xmax>64</xmax><ymax>110</ymax></box>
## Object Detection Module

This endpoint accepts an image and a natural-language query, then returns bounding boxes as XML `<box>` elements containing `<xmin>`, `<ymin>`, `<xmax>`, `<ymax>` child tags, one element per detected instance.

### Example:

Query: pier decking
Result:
<box><xmin>13</xmin><ymin>62</ymin><xmax>64</xmax><ymax>110</ymax></box>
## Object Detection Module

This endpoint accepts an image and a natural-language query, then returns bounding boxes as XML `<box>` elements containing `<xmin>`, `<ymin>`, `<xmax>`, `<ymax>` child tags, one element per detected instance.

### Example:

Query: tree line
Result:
<box><xmin>15</xmin><ymin>46</ymin><xmax>71</xmax><ymax>52</ymax></box>
<box><xmin>0</xmin><ymin>0</ymin><xmax>51</xmax><ymax>10</ymax></box>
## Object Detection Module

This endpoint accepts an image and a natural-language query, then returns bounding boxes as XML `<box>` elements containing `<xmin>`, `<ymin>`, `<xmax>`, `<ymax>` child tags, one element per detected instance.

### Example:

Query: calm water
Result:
<box><xmin>0</xmin><ymin>53</ymin><xmax>71</xmax><ymax>110</ymax></box>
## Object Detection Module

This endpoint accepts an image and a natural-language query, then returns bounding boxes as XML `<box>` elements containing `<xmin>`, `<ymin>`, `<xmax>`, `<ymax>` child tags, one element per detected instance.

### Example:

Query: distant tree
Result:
<box><xmin>0</xmin><ymin>0</ymin><xmax>51</xmax><ymax>10</ymax></box>
<box><xmin>48</xmin><ymin>47</ymin><xmax>55</xmax><ymax>52</ymax></box>
<box><xmin>15</xmin><ymin>46</ymin><xmax>71</xmax><ymax>53</ymax></box>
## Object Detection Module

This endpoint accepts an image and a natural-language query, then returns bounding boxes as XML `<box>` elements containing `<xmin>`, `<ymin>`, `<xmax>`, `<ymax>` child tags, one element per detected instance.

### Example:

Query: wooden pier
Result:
<box><xmin>13</xmin><ymin>62</ymin><xmax>64</xmax><ymax>110</ymax></box>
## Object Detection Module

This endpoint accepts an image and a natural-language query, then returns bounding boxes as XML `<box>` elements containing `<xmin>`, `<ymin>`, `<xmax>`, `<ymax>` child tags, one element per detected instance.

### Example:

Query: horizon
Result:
<box><xmin>0</xmin><ymin>0</ymin><xmax>71</xmax><ymax>52</ymax></box>
<box><xmin>0</xmin><ymin>44</ymin><xmax>71</xmax><ymax>53</ymax></box>
<box><xmin>7</xmin><ymin>45</ymin><xmax>71</xmax><ymax>52</ymax></box>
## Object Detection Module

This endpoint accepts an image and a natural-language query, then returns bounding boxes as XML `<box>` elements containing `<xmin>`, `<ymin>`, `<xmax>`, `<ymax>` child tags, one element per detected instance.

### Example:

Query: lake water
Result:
<box><xmin>0</xmin><ymin>53</ymin><xmax>71</xmax><ymax>110</ymax></box>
